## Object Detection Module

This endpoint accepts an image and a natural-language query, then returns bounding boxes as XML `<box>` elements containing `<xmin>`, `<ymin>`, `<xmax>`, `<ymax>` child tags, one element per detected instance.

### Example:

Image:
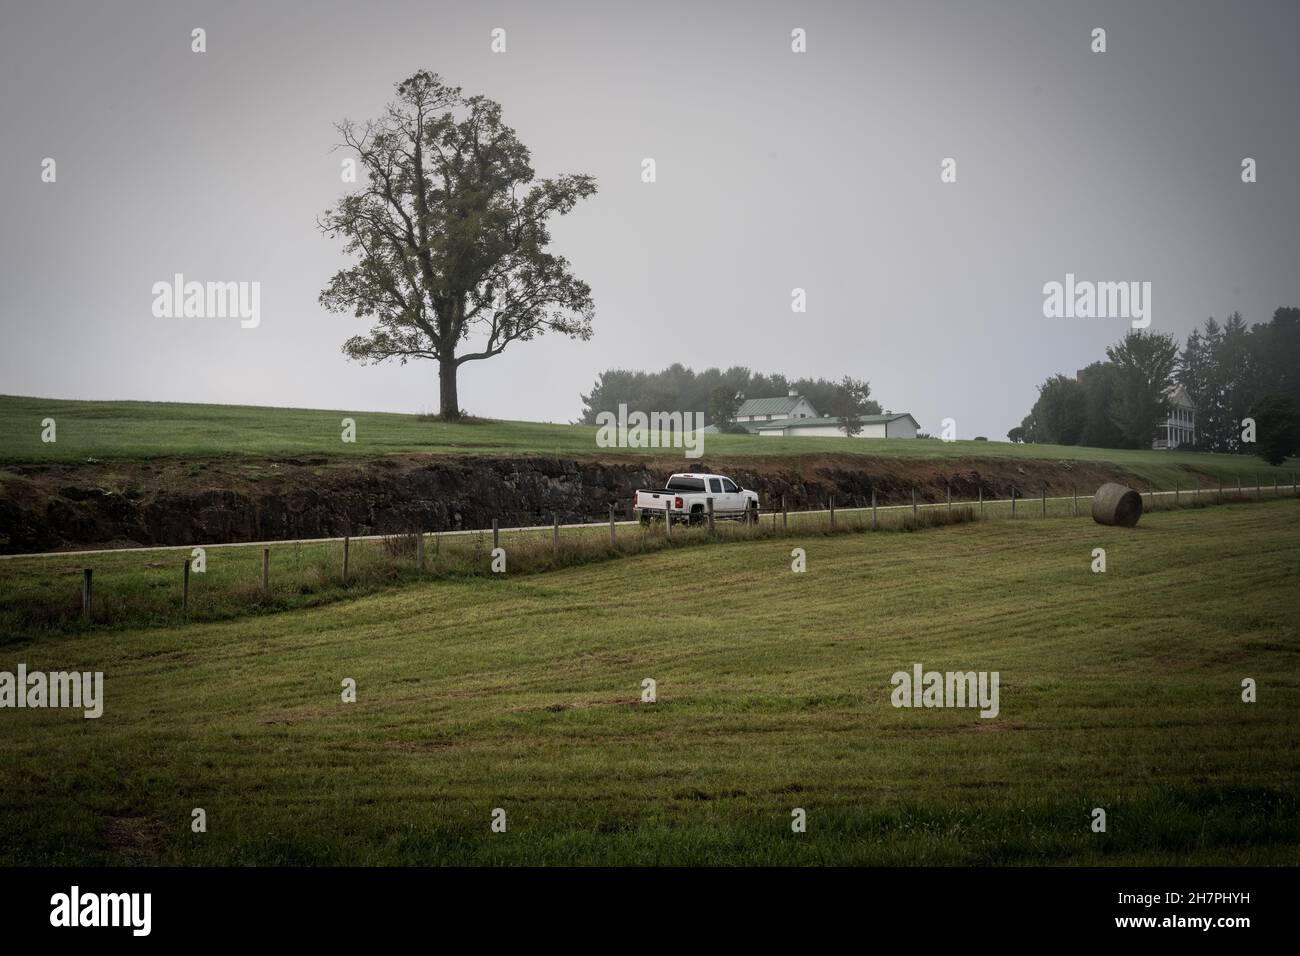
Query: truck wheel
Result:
<box><xmin>689</xmin><ymin>505</ymin><xmax>704</xmax><ymax>526</ymax></box>
<box><xmin>748</xmin><ymin>502</ymin><xmax>760</xmax><ymax>523</ymax></box>
<box><xmin>639</xmin><ymin>510</ymin><xmax>652</xmax><ymax>526</ymax></box>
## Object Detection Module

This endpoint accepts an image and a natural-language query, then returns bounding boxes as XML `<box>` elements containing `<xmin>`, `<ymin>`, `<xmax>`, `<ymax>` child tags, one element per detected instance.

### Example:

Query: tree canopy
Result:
<box><xmin>319</xmin><ymin>71</ymin><xmax>597</xmax><ymax>420</ymax></box>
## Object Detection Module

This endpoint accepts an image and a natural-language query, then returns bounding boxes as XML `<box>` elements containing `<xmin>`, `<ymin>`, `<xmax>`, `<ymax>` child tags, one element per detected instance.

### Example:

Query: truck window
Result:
<box><xmin>666</xmin><ymin>477</ymin><xmax>706</xmax><ymax>492</ymax></box>
<box><xmin>721</xmin><ymin>478</ymin><xmax>738</xmax><ymax>493</ymax></box>
<box><xmin>709</xmin><ymin>478</ymin><xmax>722</xmax><ymax>493</ymax></box>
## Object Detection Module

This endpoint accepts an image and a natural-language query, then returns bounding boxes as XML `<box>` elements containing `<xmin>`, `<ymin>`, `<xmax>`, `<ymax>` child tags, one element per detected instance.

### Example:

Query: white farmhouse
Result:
<box><xmin>734</xmin><ymin>389</ymin><xmax>820</xmax><ymax>423</ymax></box>
<box><xmin>752</xmin><ymin>411</ymin><xmax>920</xmax><ymax>439</ymax></box>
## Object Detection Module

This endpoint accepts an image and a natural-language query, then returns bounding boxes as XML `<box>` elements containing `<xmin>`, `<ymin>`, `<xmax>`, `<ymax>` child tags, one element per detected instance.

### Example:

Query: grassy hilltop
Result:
<box><xmin>1</xmin><ymin>395</ymin><xmax>1295</xmax><ymax>488</ymax></box>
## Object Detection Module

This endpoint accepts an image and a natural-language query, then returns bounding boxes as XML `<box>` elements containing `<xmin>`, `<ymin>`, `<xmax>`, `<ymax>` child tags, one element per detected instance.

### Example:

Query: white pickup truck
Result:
<box><xmin>634</xmin><ymin>472</ymin><xmax>760</xmax><ymax>525</ymax></box>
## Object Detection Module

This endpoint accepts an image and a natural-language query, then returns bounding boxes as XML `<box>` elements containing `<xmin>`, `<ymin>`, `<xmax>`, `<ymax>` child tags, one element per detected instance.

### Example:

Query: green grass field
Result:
<box><xmin>2</xmin><ymin>501</ymin><xmax>1296</xmax><ymax>865</ymax></box>
<box><xmin>2</xmin><ymin>395</ymin><xmax>1295</xmax><ymax>488</ymax></box>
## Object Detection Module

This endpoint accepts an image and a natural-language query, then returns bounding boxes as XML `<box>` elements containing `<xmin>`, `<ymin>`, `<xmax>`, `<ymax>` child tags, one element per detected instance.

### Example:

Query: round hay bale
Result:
<box><xmin>1092</xmin><ymin>482</ymin><xmax>1143</xmax><ymax>527</ymax></box>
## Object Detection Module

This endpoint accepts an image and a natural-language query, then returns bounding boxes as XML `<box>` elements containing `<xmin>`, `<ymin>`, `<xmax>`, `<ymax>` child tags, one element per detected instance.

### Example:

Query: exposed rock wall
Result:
<box><xmin>0</xmin><ymin>452</ymin><xmax>1144</xmax><ymax>553</ymax></box>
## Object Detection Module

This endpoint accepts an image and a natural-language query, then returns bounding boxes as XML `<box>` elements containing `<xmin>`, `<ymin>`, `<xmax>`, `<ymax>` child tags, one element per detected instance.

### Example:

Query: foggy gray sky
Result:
<box><xmin>2</xmin><ymin>0</ymin><xmax>1297</xmax><ymax>440</ymax></box>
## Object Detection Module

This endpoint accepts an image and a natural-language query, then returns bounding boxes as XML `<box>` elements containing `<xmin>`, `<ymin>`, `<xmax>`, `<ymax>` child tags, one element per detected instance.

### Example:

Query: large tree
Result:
<box><xmin>1217</xmin><ymin>312</ymin><xmax>1255</xmax><ymax>451</ymax></box>
<box><xmin>1105</xmin><ymin>330</ymin><xmax>1179</xmax><ymax>448</ymax></box>
<box><xmin>319</xmin><ymin>71</ymin><xmax>597</xmax><ymax>420</ymax></box>
<box><xmin>1192</xmin><ymin>317</ymin><xmax>1229</xmax><ymax>450</ymax></box>
<box><xmin>1076</xmin><ymin>361</ymin><xmax>1126</xmax><ymax>449</ymax></box>
<box><xmin>1029</xmin><ymin>374</ymin><xmax>1088</xmax><ymax>445</ymax></box>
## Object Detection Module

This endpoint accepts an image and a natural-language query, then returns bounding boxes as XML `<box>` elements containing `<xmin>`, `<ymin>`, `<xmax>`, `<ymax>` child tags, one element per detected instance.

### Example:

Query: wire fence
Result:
<box><xmin>1</xmin><ymin>477</ymin><xmax>1296</xmax><ymax>637</ymax></box>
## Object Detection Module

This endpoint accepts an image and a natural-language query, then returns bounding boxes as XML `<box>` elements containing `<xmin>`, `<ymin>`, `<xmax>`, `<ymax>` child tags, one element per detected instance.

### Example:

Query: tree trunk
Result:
<box><xmin>439</xmin><ymin>359</ymin><xmax>460</xmax><ymax>421</ymax></box>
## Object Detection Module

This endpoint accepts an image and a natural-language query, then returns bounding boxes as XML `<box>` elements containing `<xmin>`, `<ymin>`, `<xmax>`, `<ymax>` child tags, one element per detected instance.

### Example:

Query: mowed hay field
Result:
<box><xmin>1</xmin><ymin>503</ymin><xmax>1297</xmax><ymax>865</ymax></box>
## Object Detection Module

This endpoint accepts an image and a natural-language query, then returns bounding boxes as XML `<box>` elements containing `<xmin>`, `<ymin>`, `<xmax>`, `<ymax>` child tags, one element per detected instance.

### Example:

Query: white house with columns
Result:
<box><xmin>1154</xmin><ymin>384</ymin><xmax>1196</xmax><ymax>449</ymax></box>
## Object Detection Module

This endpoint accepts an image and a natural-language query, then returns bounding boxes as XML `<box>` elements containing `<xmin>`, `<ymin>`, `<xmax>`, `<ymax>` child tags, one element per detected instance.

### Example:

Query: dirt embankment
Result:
<box><xmin>0</xmin><ymin>452</ymin><xmax>1157</xmax><ymax>554</ymax></box>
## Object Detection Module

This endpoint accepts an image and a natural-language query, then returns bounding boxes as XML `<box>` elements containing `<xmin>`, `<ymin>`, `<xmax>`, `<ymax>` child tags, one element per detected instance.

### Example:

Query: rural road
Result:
<box><xmin>0</xmin><ymin>484</ymin><xmax>1292</xmax><ymax>561</ymax></box>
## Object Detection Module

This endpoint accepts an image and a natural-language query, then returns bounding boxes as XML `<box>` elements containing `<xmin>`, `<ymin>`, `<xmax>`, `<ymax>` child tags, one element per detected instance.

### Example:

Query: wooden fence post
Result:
<box><xmin>1175</xmin><ymin>482</ymin><xmax>1179</xmax><ymax>506</ymax></box>
<box><xmin>552</xmin><ymin>513</ymin><xmax>560</xmax><ymax>555</ymax></box>
<box><xmin>1256</xmin><ymin>475</ymin><xmax>1262</xmax><ymax>499</ymax></box>
<box><xmin>946</xmin><ymin>483</ymin><xmax>951</xmax><ymax>514</ymax></box>
<box><xmin>707</xmin><ymin>496</ymin><xmax>715</xmax><ymax>534</ymax></box>
<box><xmin>262</xmin><ymin>547</ymin><xmax>270</xmax><ymax>591</ymax></box>
<box><xmin>871</xmin><ymin>488</ymin><xmax>878</xmax><ymax>529</ymax></box>
<box><xmin>82</xmin><ymin>568</ymin><xmax>93</xmax><ymax>620</ymax></box>
<box><xmin>182</xmin><ymin>557</ymin><xmax>190</xmax><ymax>612</ymax></box>
<box><xmin>911</xmin><ymin>489</ymin><xmax>917</xmax><ymax>520</ymax></box>
<box><xmin>1011</xmin><ymin>487</ymin><xmax>1017</xmax><ymax>518</ymax></box>
<box><xmin>416</xmin><ymin>532</ymin><xmax>425</xmax><ymax>571</ymax></box>
<box><xmin>782</xmin><ymin>494</ymin><xmax>788</xmax><ymax>530</ymax></box>
<box><xmin>978</xmin><ymin>485</ymin><xmax>984</xmax><ymax>519</ymax></box>
<box><xmin>609</xmin><ymin>505</ymin><xmax>617</xmax><ymax>546</ymax></box>
<box><xmin>1041</xmin><ymin>485</ymin><xmax>1046</xmax><ymax>518</ymax></box>
<box><xmin>492</xmin><ymin>518</ymin><xmax>500</xmax><ymax>550</ymax></box>
<box><xmin>1072</xmin><ymin>487</ymin><xmax>1077</xmax><ymax>516</ymax></box>
<box><xmin>830</xmin><ymin>495</ymin><xmax>836</xmax><ymax>530</ymax></box>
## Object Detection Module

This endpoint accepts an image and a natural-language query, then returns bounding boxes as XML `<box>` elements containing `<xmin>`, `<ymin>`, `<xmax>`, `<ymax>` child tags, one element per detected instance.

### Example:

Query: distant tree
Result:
<box><xmin>1106</xmin><ymin>330</ymin><xmax>1179</xmax><ymax>448</ymax></box>
<box><xmin>1030</xmin><ymin>374</ymin><xmax>1088</xmax><ymax>445</ymax></box>
<box><xmin>839</xmin><ymin>414</ymin><xmax>864</xmax><ymax>437</ymax></box>
<box><xmin>1007</xmin><ymin>426</ymin><xmax>1025</xmax><ymax>443</ymax></box>
<box><xmin>825</xmin><ymin>376</ymin><xmax>874</xmax><ymax>436</ymax></box>
<box><xmin>973</xmin><ymin>435</ymin><xmax>988</xmax><ymax>441</ymax></box>
<box><xmin>1217</xmin><ymin>312</ymin><xmax>1256</xmax><ymax>451</ymax></box>
<box><xmin>1016</xmin><ymin>407</ymin><xmax>1042</xmax><ymax>442</ymax></box>
<box><xmin>1176</xmin><ymin>310</ymin><xmax>1298</xmax><ymax>452</ymax></box>
<box><xmin>319</xmin><ymin>71</ymin><xmax>597</xmax><ymax>421</ymax></box>
<box><xmin>795</xmin><ymin>376</ymin><xmax>881</xmax><ymax>420</ymax></box>
<box><xmin>1076</xmin><ymin>361</ymin><xmax>1126</xmax><ymax>448</ymax></box>
<box><xmin>1247</xmin><ymin>394</ymin><xmax>1300</xmax><ymax>466</ymax></box>
<box><xmin>1190</xmin><ymin>317</ymin><xmax>1229</xmax><ymax>450</ymax></box>
<box><xmin>708</xmin><ymin>385</ymin><xmax>742</xmax><ymax>432</ymax></box>
<box><xmin>1252</xmin><ymin>308</ymin><xmax>1300</xmax><ymax>404</ymax></box>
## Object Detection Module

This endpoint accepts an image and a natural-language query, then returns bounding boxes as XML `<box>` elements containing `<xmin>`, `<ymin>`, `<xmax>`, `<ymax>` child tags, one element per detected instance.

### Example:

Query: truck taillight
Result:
<box><xmin>674</xmin><ymin>497</ymin><xmax>683</xmax><ymax>509</ymax></box>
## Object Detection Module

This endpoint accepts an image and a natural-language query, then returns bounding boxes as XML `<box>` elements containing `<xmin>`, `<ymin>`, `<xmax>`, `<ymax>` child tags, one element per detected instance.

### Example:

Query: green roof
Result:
<box><xmin>736</xmin><ymin>395</ymin><xmax>813</xmax><ymax>417</ymax></box>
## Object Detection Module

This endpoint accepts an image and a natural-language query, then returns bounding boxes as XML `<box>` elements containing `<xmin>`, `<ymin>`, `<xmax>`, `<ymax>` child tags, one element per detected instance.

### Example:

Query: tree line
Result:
<box><xmin>1013</xmin><ymin>307</ymin><xmax>1300</xmax><ymax>464</ymax></box>
<box><xmin>579</xmin><ymin>365</ymin><xmax>882</xmax><ymax>433</ymax></box>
